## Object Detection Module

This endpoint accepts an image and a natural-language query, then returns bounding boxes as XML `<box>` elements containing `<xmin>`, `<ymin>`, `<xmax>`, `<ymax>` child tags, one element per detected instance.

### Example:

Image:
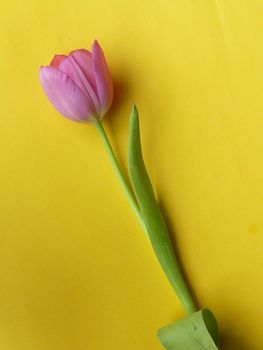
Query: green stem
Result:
<box><xmin>95</xmin><ymin>120</ymin><xmax>146</xmax><ymax>233</ymax></box>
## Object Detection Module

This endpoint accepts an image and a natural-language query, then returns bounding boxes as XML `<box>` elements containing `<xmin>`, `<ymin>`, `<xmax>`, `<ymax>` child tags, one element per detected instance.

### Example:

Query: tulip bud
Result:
<box><xmin>39</xmin><ymin>40</ymin><xmax>113</xmax><ymax>123</ymax></box>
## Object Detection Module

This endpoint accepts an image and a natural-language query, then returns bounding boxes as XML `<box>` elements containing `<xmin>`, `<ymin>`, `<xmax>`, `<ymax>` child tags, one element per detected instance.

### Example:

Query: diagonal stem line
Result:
<box><xmin>95</xmin><ymin>120</ymin><xmax>147</xmax><ymax>235</ymax></box>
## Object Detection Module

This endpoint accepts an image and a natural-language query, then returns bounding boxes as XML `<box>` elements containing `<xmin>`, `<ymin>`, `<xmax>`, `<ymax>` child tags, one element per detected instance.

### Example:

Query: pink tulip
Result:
<box><xmin>39</xmin><ymin>40</ymin><xmax>113</xmax><ymax>123</ymax></box>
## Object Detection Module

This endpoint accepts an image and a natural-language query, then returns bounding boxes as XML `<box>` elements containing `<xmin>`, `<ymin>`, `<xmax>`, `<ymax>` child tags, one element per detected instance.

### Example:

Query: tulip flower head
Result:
<box><xmin>39</xmin><ymin>40</ymin><xmax>113</xmax><ymax>123</ymax></box>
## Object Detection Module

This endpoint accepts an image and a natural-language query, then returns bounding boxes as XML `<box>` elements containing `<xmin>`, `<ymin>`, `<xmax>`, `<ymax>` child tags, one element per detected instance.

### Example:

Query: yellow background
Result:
<box><xmin>0</xmin><ymin>0</ymin><xmax>262</xmax><ymax>349</ymax></box>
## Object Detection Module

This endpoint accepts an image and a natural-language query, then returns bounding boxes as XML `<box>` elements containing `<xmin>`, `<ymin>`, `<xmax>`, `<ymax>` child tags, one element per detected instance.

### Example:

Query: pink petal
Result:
<box><xmin>50</xmin><ymin>55</ymin><xmax>67</xmax><ymax>68</ymax></box>
<box><xmin>70</xmin><ymin>49</ymin><xmax>97</xmax><ymax>94</ymax></box>
<box><xmin>59</xmin><ymin>54</ymin><xmax>100</xmax><ymax>114</ymax></box>
<box><xmin>92</xmin><ymin>40</ymin><xmax>113</xmax><ymax>117</ymax></box>
<box><xmin>39</xmin><ymin>66</ymin><xmax>96</xmax><ymax>122</ymax></box>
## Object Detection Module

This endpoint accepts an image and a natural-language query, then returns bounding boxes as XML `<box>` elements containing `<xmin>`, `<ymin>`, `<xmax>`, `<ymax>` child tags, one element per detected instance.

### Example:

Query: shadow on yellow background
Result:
<box><xmin>0</xmin><ymin>1</ymin><xmax>262</xmax><ymax>349</ymax></box>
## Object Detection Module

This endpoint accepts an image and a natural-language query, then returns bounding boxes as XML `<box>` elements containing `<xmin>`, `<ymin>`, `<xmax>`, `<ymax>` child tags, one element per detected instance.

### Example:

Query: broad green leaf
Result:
<box><xmin>128</xmin><ymin>105</ymin><xmax>196</xmax><ymax>314</ymax></box>
<box><xmin>157</xmin><ymin>309</ymin><xmax>220</xmax><ymax>350</ymax></box>
<box><xmin>128</xmin><ymin>105</ymin><xmax>220</xmax><ymax>349</ymax></box>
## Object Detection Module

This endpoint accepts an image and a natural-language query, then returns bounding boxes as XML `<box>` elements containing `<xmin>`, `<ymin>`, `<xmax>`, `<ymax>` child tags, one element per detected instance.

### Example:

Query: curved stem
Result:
<box><xmin>95</xmin><ymin>120</ymin><xmax>146</xmax><ymax>234</ymax></box>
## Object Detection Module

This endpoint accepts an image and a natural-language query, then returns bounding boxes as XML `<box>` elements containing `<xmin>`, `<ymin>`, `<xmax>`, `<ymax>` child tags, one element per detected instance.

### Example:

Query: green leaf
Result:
<box><xmin>128</xmin><ymin>105</ymin><xmax>220</xmax><ymax>350</ymax></box>
<box><xmin>128</xmin><ymin>105</ymin><xmax>196</xmax><ymax>314</ymax></box>
<box><xmin>157</xmin><ymin>309</ymin><xmax>220</xmax><ymax>350</ymax></box>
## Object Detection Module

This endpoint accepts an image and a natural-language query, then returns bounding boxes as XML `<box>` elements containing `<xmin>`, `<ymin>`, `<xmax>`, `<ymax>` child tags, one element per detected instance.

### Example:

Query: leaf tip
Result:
<box><xmin>130</xmin><ymin>103</ymin><xmax>139</xmax><ymax>119</ymax></box>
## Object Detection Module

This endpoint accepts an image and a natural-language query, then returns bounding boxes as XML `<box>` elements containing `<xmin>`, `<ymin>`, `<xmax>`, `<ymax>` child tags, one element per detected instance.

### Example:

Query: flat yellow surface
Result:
<box><xmin>0</xmin><ymin>1</ymin><xmax>262</xmax><ymax>349</ymax></box>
